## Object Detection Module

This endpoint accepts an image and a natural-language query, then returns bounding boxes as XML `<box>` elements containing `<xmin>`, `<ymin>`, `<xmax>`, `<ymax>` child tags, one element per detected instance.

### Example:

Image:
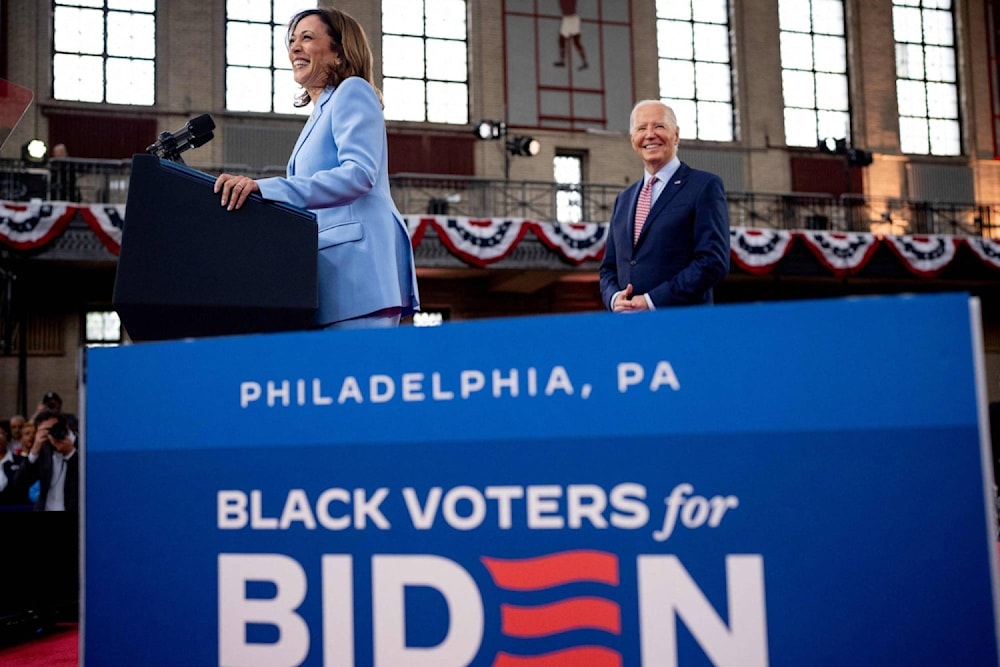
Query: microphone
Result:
<box><xmin>147</xmin><ymin>114</ymin><xmax>215</xmax><ymax>163</ymax></box>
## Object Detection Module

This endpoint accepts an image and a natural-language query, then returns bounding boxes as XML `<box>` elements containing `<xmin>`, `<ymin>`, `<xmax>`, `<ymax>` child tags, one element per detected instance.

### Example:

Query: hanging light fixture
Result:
<box><xmin>506</xmin><ymin>136</ymin><xmax>541</xmax><ymax>157</ymax></box>
<box><xmin>21</xmin><ymin>138</ymin><xmax>48</xmax><ymax>164</ymax></box>
<box><xmin>473</xmin><ymin>120</ymin><xmax>506</xmax><ymax>141</ymax></box>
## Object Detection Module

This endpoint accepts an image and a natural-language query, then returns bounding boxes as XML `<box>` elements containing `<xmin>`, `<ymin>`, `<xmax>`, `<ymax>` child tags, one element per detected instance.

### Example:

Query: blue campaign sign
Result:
<box><xmin>84</xmin><ymin>293</ymin><xmax>999</xmax><ymax>666</ymax></box>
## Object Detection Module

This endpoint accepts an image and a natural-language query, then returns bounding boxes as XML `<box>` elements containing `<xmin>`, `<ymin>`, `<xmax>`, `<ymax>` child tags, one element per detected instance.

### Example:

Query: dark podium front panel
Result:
<box><xmin>113</xmin><ymin>155</ymin><xmax>317</xmax><ymax>341</ymax></box>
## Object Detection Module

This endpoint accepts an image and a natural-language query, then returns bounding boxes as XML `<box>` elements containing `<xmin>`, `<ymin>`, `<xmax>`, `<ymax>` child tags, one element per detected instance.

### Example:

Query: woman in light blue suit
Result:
<box><xmin>215</xmin><ymin>8</ymin><xmax>419</xmax><ymax>330</ymax></box>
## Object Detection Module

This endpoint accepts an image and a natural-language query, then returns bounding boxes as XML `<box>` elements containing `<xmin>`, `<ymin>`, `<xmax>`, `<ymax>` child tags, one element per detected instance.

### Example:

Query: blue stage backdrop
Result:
<box><xmin>85</xmin><ymin>293</ymin><xmax>999</xmax><ymax>666</ymax></box>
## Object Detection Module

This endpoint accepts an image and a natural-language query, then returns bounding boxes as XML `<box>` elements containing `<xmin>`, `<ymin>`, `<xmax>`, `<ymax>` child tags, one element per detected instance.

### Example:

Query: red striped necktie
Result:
<box><xmin>633</xmin><ymin>176</ymin><xmax>657</xmax><ymax>245</ymax></box>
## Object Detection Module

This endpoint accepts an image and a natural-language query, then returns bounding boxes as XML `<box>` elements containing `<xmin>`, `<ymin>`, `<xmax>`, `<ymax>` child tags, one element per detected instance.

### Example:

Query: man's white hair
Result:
<box><xmin>630</xmin><ymin>99</ymin><xmax>677</xmax><ymax>131</ymax></box>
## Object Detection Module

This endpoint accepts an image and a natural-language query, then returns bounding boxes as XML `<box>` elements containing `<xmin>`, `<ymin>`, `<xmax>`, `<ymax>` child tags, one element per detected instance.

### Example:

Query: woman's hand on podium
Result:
<box><xmin>214</xmin><ymin>173</ymin><xmax>260</xmax><ymax>211</ymax></box>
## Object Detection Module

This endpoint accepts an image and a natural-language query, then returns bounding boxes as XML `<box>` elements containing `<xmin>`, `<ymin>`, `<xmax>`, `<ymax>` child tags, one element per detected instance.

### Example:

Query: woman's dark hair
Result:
<box><xmin>286</xmin><ymin>8</ymin><xmax>381</xmax><ymax>108</ymax></box>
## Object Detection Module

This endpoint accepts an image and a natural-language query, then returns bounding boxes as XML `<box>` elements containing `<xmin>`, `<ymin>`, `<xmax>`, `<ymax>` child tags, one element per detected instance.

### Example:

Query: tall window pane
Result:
<box><xmin>893</xmin><ymin>0</ymin><xmax>960</xmax><ymax>155</ymax></box>
<box><xmin>655</xmin><ymin>0</ymin><xmax>735</xmax><ymax>141</ymax></box>
<box><xmin>85</xmin><ymin>311</ymin><xmax>123</xmax><ymax>347</ymax></box>
<box><xmin>226</xmin><ymin>0</ymin><xmax>311</xmax><ymax>115</ymax></box>
<box><xmin>53</xmin><ymin>0</ymin><xmax>156</xmax><ymax>105</ymax></box>
<box><xmin>382</xmin><ymin>0</ymin><xmax>468</xmax><ymax>125</ymax></box>
<box><xmin>779</xmin><ymin>0</ymin><xmax>850</xmax><ymax>148</ymax></box>
<box><xmin>554</xmin><ymin>154</ymin><xmax>584</xmax><ymax>223</ymax></box>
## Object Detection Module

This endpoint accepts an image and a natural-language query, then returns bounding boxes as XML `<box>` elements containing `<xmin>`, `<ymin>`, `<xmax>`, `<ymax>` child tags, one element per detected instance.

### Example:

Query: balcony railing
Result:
<box><xmin>389</xmin><ymin>173</ymin><xmax>1000</xmax><ymax>238</ymax></box>
<box><xmin>2</xmin><ymin>158</ymin><xmax>997</xmax><ymax>237</ymax></box>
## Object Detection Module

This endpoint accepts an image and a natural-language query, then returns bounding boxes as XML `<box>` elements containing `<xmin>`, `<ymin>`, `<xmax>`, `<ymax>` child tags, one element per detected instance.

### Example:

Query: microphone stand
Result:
<box><xmin>148</xmin><ymin>131</ymin><xmax>186</xmax><ymax>165</ymax></box>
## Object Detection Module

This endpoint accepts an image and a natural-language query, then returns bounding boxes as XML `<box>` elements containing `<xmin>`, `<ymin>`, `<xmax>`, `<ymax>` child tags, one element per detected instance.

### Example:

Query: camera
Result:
<box><xmin>48</xmin><ymin>420</ymin><xmax>69</xmax><ymax>441</ymax></box>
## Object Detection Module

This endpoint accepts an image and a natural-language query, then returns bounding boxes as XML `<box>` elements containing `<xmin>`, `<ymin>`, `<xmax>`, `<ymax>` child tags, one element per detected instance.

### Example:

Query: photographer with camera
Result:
<box><xmin>16</xmin><ymin>410</ymin><xmax>78</xmax><ymax>513</ymax></box>
<box><xmin>30</xmin><ymin>391</ymin><xmax>64</xmax><ymax>422</ymax></box>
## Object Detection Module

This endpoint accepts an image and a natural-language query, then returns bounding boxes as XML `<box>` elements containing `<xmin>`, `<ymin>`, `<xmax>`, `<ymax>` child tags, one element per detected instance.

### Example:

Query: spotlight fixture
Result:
<box><xmin>474</xmin><ymin>120</ymin><xmax>506</xmax><ymax>141</ymax></box>
<box><xmin>846</xmin><ymin>148</ymin><xmax>873</xmax><ymax>166</ymax></box>
<box><xmin>21</xmin><ymin>138</ymin><xmax>48</xmax><ymax>164</ymax></box>
<box><xmin>506</xmin><ymin>136</ymin><xmax>541</xmax><ymax>157</ymax></box>
<box><xmin>818</xmin><ymin>137</ymin><xmax>847</xmax><ymax>155</ymax></box>
<box><xmin>818</xmin><ymin>136</ymin><xmax>873</xmax><ymax>166</ymax></box>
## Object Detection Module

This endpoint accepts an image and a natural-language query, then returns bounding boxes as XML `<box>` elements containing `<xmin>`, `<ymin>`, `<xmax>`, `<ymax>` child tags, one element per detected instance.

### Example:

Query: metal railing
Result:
<box><xmin>2</xmin><ymin>158</ymin><xmax>998</xmax><ymax>237</ymax></box>
<box><xmin>724</xmin><ymin>191</ymin><xmax>999</xmax><ymax>236</ymax></box>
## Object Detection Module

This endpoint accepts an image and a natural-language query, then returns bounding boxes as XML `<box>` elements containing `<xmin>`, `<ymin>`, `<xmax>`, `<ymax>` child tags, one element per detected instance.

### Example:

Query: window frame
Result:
<box><xmin>84</xmin><ymin>310</ymin><xmax>123</xmax><ymax>348</ymax></box>
<box><xmin>778</xmin><ymin>0</ymin><xmax>852</xmax><ymax>149</ymax></box>
<box><xmin>381</xmin><ymin>0</ymin><xmax>470</xmax><ymax>125</ymax></box>
<box><xmin>224</xmin><ymin>1</ymin><xmax>308</xmax><ymax>116</ymax></box>
<box><xmin>51</xmin><ymin>0</ymin><xmax>157</xmax><ymax>106</ymax></box>
<box><xmin>892</xmin><ymin>0</ymin><xmax>962</xmax><ymax>156</ymax></box>
<box><xmin>655</xmin><ymin>0</ymin><xmax>737</xmax><ymax>143</ymax></box>
<box><xmin>553</xmin><ymin>151</ymin><xmax>586</xmax><ymax>223</ymax></box>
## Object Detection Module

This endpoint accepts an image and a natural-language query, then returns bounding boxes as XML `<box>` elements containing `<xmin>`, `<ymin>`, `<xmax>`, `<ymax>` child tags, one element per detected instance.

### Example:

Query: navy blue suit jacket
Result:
<box><xmin>15</xmin><ymin>445</ymin><xmax>78</xmax><ymax>513</ymax></box>
<box><xmin>599</xmin><ymin>162</ymin><xmax>730</xmax><ymax>308</ymax></box>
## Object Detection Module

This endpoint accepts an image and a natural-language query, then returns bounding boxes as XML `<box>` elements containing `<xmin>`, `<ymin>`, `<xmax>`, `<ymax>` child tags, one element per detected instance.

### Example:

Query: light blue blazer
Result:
<box><xmin>257</xmin><ymin>78</ymin><xmax>420</xmax><ymax>326</ymax></box>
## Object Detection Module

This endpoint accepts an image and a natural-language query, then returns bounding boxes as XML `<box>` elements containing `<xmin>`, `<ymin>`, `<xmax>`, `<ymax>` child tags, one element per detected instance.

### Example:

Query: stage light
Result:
<box><xmin>506</xmin><ymin>136</ymin><xmax>541</xmax><ymax>157</ymax></box>
<box><xmin>22</xmin><ymin>138</ymin><xmax>48</xmax><ymax>163</ymax></box>
<box><xmin>818</xmin><ymin>137</ymin><xmax>848</xmax><ymax>155</ymax></box>
<box><xmin>847</xmin><ymin>148</ymin><xmax>873</xmax><ymax>166</ymax></box>
<box><xmin>819</xmin><ymin>137</ymin><xmax>873</xmax><ymax>167</ymax></box>
<box><xmin>474</xmin><ymin>120</ymin><xmax>506</xmax><ymax>140</ymax></box>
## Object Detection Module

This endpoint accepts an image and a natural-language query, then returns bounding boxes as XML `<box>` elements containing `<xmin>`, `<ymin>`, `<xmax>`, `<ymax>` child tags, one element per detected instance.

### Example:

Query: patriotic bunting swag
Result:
<box><xmin>884</xmin><ymin>234</ymin><xmax>958</xmax><ymax>277</ymax></box>
<box><xmin>1</xmin><ymin>202</ymin><xmax>998</xmax><ymax>277</ymax></box>
<box><xmin>967</xmin><ymin>237</ymin><xmax>1000</xmax><ymax>270</ymax></box>
<box><xmin>798</xmin><ymin>231</ymin><xmax>880</xmax><ymax>277</ymax></box>
<box><xmin>729</xmin><ymin>228</ymin><xmax>795</xmax><ymax>275</ymax></box>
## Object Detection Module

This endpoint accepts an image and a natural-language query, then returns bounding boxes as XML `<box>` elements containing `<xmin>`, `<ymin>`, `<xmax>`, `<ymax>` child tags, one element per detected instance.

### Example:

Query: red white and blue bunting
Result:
<box><xmin>0</xmin><ymin>200</ymin><xmax>77</xmax><ymax>251</ymax></box>
<box><xmin>729</xmin><ymin>228</ymin><xmax>795</xmax><ymax>275</ymax></box>
<box><xmin>77</xmin><ymin>203</ymin><xmax>126</xmax><ymax>254</ymax></box>
<box><xmin>883</xmin><ymin>234</ymin><xmax>958</xmax><ymax>277</ymax></box>
<box><xmin>798</xmin><ymin>231</ymin><xmax>880</xmax><ymax>277</ymax></box>
<box><xmin>532</xmin><ymin>220</ymin><xmax>608</xmax><ymax>264</ymax></box>
<box><xmin>428</xmin><ymin>217</ymin><xmax>532</xmax><ymax>268</ymax></box>
<box><xmin>2</xmin><ymin>204</ymin><xmax>1000</xmax><ymax>277</ymax></box>
<box><xmin>728</xmin><ymin>226</ymin><xmax>991</xmax><ymax>278</ymax></box>
<box><xmin>966</xmin><ymin>237</ymin><xmax>1000</xmax><ymax>270</ymax></box>
<box><xmin>0</xmin><ymin>200</ymin><xmax>124</xmax><ymax>254</ymax></box>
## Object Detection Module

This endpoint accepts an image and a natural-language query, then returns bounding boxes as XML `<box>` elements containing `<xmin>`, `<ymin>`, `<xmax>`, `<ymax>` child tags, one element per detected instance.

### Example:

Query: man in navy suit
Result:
<box><xmin>600</xmin><ymin>100</ymin><xmax>730</xmax><ymax>311</ymax></box>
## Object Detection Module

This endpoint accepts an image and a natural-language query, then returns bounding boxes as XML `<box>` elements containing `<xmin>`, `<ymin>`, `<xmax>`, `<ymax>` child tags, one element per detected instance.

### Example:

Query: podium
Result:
<box><xmin>113</xmin><ymin>155</ymin><xmax>317</xmax><ymax>341</ymax></box>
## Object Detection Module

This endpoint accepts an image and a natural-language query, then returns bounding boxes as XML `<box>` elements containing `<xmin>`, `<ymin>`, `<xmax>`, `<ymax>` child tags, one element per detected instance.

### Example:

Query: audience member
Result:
<box><xmin>29</xmin><ymin>391</ymin><xmax>64</xmax><ymax>422</ymax></box>
<box><xmin>18</xmin><ymin>420</ymin><xmax>36</xmax><ymax>454</ymax></box>
<box><xmin>0</xmin><ymin>422</ymin><xmax>29</xmax><ymax>507</ymax></box>
<box><xmin>15</xmin><ymin>410</ymin><xmax>78</xmax><ymax>513</ymax></box>
<box><xmin>15</xmin><ymin>420</ymin><xmax>40</xmax><ymax>505</ymax></box>
<box><xmin>42</xmin><ymin>391</ymin><xmax>63</xmax><ymax>413</ymax></box>
<box><xmin>9</xmin><ymin>414</ymin><xmax>26</xmax><ymax>454</ymax></box>
<box><xmin>49</xmin><ymin>143</ymin><xmax>80</xmax><ymax>202</ymax></box>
